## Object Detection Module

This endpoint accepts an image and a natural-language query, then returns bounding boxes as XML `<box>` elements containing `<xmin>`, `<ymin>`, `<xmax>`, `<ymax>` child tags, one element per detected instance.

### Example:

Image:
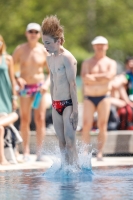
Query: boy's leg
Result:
<box><xmin>52</xmin><ymin>108</ymin><xmax>68</xmax><ymax>164</ymax></box>
<box><xmin>63</xmin><ymin>106</ymin><xmax>78</xmax><ymax>165</ymax></box>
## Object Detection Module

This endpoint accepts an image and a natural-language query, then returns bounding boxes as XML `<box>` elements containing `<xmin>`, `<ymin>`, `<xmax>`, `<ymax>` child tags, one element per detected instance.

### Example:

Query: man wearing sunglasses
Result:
<box><xmin>13</xmin><ymin>23</ymin><xmax>50</xmax><ymax>162</ymax></box>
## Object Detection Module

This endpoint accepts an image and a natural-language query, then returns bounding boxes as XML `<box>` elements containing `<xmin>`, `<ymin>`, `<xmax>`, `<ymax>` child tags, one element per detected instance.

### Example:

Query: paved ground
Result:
<box><xmin>1</xmin><ymin>103</ymin><xmax>132</xmax><ymax>171</ymax></box>
<box><xmin>0</xmin><ymin>155</ymin><xmax>132</xmax><ymax>171</ymax></box>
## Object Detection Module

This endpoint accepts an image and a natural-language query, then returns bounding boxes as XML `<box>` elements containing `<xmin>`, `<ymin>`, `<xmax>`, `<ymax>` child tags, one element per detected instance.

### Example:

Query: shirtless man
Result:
<box><xmin>81</xmin><ymin>36</ymin><xmax>117</xmax><ymax>160</ymax></box>
<box><xmin>13</xmin><ymin>23</ymin><xmax>50</xmax><ymax>161</ymax></box>
<box><xmin>41</xmin><ymin>16</ymin><xmax>78</xmax><ymax>166</ymax></box>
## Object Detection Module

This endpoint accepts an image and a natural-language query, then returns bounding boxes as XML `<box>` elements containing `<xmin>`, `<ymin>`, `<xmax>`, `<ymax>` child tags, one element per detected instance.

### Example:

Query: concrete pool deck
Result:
<box><xmin>0</xmin><ymin>155</ymin><xmax>132</xmax><ymax>171</ymax></box>
<box><xmin>1</xmin><ymin>128</ymin><xmax>133</xmax><ymax>171</ymax></box>
<box><xmin>2</xmin><ymin>102</ymin><xmax>132</xmax><ymax>172</ymax></box>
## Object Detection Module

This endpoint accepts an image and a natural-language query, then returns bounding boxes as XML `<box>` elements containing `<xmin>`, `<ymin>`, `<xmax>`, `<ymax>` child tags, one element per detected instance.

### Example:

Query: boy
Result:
<box><xmin>41</xmin><ymin>16</ymin><xmax>78</xmax><ymax>166</ymax></box>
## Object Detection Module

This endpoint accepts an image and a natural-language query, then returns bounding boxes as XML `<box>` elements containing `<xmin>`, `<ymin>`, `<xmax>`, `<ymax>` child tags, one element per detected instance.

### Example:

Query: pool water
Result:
<box><xmin>0</xmin><ymin>144</ymin><xmax>132</xmax><ymax>200</ymax></box>
<box><xmin>0</xmin><ymin>166</ymin><xmax>133</xmax><ymax>200</ymax></box>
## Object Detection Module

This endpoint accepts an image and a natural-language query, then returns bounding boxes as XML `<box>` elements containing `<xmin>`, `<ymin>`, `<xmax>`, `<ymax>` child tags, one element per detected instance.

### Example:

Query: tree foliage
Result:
<box><xmin>0</xmin><ymin>0</ymin><xmax>88</xmax><ymax>52</ymax></box>
<box><xmin>1</xmin><ymin>0</ymin><xmax>133</xmax><ymax>72</ymax></box>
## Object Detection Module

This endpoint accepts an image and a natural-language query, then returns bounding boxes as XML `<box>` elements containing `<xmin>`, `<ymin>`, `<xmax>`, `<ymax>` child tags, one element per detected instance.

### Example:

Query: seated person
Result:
<box><xmin>110</xmin><ymin>56</ymin><xmax>133</xmax><ymax>108</ymax></box>
<box><xmin>125</xmin><ymin>56</ymin><xmax>133</xmax><ymax>102</ymax></box>
<box><xmin>110</xmin><ymin>74</ymin><xmax>133</xmax><ymax>108</ymax></box>
<box><xmin>110</xmin><ymin>72</ymin><xmax>133</xmax><ymax>130</ymax></box>
<box><xmin>0</xmin><ymin>112</ymin><xmax>18</xmax><ymax>165</ymax></box>
<box><xmin>98</xmin><ymin>73</ymin><xmax>133</xmax><ymax>131</ymax></box>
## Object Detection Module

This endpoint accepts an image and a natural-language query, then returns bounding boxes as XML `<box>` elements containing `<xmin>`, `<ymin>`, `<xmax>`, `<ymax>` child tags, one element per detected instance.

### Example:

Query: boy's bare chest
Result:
<box><xmin>48</xmin><ymin>56</ymin><xmax>66</xmax><ymax>76</ymax></box>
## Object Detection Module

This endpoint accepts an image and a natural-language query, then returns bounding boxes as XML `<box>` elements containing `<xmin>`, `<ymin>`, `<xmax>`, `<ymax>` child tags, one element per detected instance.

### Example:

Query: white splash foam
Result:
<box><xmin>42</xmin><ymin>141</ymin><xmax>94</xmax><ymax>178</ymax></box>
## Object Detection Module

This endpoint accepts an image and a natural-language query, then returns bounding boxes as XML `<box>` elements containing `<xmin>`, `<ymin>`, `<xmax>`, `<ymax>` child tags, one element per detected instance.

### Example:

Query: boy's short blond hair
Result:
<box><xmin>42</xmin><ymin>15</ymin><xmax>65</xmax><ymax>45</ymax></box>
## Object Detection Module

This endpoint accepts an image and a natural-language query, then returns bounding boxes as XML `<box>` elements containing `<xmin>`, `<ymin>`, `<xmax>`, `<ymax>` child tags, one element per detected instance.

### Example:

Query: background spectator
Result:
<box><xmin>81</xmin><ymin>36</ymin><xmax>116</xmax><ymax>160</ymax></box>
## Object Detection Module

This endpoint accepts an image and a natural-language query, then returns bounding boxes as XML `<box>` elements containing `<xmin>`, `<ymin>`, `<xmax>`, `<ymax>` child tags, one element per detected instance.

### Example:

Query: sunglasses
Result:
<box><xmin>28</xmin><ymin>30</ymin><xmax>39</xmax><ymax>34</ymax></box>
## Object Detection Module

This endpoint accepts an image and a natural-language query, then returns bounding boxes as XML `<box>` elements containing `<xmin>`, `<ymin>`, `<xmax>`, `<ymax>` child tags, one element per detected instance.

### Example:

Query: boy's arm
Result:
<box><xmin>50</xmin><ymin>72</ymin><xmax>54</xmax><ymax>101</ymax></box>
<box><xmin>42</xmin><ymin>50</ymin><xmax>50</xmax><ymax>89</ymax></box>
<box><xmin>64</xmin><ymin>55</ymin><xmax>78</xmax><ymax>130</ymax></box>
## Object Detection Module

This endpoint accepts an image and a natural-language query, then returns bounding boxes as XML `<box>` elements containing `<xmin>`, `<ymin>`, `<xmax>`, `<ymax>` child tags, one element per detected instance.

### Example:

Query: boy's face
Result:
<box><xmin>42</xmin><ymin>35</ymin><xmax>59</xmax><ymax>54</ymax></box>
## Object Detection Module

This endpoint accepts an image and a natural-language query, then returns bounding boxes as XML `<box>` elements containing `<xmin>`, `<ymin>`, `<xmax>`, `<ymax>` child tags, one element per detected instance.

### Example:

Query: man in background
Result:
<box><xmin>13</xmin><ymin>23</ymin><xmax>50</xmax><ymax>161</ymax></box>
<box><xmin>81</xmin><ymin>36</ymin><xmax>116</xmax><ymax>160</ymax></box>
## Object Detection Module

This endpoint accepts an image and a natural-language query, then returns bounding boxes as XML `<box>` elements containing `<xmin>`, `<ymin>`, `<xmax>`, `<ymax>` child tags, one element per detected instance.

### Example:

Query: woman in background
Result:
<box><xmin>0</xmin><ymin>35</ymin><xmax>18</xmax><ymax>165</ymax></box>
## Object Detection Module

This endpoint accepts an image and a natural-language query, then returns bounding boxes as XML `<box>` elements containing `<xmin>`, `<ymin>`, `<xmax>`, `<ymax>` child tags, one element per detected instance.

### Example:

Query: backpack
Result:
<box><xmin>117</xmin><ymin>104</ymin><xmax>133</xmax><ymax>130</ymax></box>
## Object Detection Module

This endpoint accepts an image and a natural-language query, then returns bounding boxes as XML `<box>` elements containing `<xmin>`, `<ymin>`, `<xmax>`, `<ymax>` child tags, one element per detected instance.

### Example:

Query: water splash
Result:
<box><xmin>42</xmin><ymin>141</ymin><xmax>94</xmax><ymax>180</ymax></box>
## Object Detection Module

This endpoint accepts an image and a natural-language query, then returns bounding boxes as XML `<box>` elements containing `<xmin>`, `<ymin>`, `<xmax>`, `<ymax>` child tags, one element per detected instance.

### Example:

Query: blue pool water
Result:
<box><xmin>0</xmin><ymin>144</ymin><xmax>133</xmax><ymax>200</ymax></box>
<box><xmin>0</xmin><ymin>166</ymin><xmax>133</xmax><ymax>200</ymax></box>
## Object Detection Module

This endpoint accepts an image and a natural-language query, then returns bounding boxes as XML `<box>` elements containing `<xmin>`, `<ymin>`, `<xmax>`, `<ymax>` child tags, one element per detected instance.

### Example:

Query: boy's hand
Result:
<box><xmin>70</xmin><ymin>112</ymin><xmax>78</xmax><ymax>130</ymax></box>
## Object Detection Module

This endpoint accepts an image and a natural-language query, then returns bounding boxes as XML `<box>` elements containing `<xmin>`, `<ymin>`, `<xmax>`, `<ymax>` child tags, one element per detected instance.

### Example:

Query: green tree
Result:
<box><xmin>1</xmin><ymin>0</ymin><xmax>133</xmax><ymax>70</ymax></box>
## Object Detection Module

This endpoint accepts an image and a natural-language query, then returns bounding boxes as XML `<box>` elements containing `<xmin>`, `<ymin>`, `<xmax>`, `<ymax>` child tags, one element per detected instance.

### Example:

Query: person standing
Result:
<box><xmin>0</xmin><ymin>35</ymin><xmax>18</xmax><ymax>164</ymax></box>
<box><xmin>41</xmin><ymin>16</ymin><xmax>78</xmax><ymax>166</ymax></box>
<box><xmin>81</xmin><ymin>36</ymin><xmax>116</xmax><ymax>160</ymax></box>
<box><xmin>13</xmin><ymin>23</ymin><xmax>50</xmax><ymax>161</ymax></box>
